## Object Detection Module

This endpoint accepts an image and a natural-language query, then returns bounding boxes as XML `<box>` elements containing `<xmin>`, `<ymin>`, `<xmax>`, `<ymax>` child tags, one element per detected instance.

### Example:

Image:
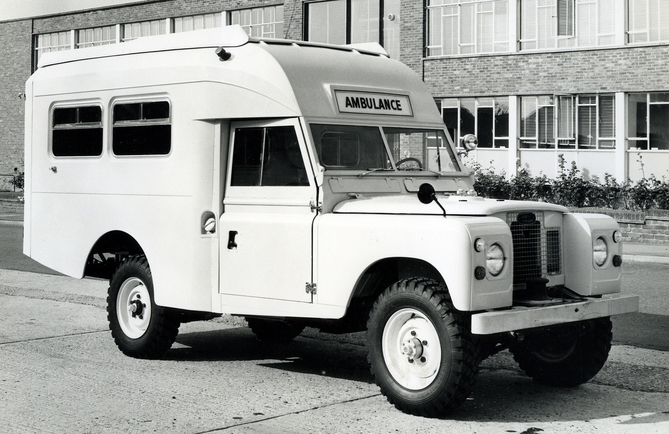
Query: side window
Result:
<box><xmin>52</xmin><ymin>106</ymin><xmax>103</xmax><ymax>157</ymax></box>
<box><xmin>231</xmin><ymin>126</ymin><xmax>309</xmax><ymax>187</ymax></box>
<box><xmin>112</xmin><ymin>101</ymin><xmax>171</xmax><ymax>155</ymax></box>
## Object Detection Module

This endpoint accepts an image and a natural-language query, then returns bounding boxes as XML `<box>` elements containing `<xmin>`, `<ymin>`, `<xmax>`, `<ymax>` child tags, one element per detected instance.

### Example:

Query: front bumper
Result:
<box><xmin>470</xmin><ymin>293</ymin><xmax>639</xmax><ymax>335</ymax></box>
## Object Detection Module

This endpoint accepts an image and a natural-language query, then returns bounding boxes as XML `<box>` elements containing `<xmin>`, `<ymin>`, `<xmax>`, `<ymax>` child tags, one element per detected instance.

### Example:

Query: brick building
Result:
<box><xmin>1</xmin><ymin>0</ymin><xmax>668</xmax><ymax>187</ymax></box>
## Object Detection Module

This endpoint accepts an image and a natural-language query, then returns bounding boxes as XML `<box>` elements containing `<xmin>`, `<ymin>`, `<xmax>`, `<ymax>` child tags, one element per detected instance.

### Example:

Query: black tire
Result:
<box><xmin>366</xmin><ymin>278</ymin><xmax>480</xmax><ymax>417</ymax></box>
<box><xmin>246</xmin><ymin>317</ymin><xmax>305</xmax><ymax>343</ymax></box>
<box><xmin>107</xmin><ymin>255</ymin><xmax>180</xmax><ymax>359</ymax></box>
<box><xmin>510</xmin><ymin>317</ymin><xmax>612</xmax><ymax>387</ymax></box>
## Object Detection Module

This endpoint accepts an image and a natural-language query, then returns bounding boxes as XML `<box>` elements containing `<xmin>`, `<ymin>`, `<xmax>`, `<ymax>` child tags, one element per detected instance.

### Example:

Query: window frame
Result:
<box><xmin>441</xmin><ymin>97</ymin><xmax>510</xmax><ymax>149</ymax></box>
<box><xmin>51</xmin><ymin>103</ymin><xmax>104</xmax><ymax>158</ymax></box>
<box><xmin>627</xmin><ymin>92</ymin><xmax>669</xmax><ymax>151</ymax></box>
<box><xmin>305</xmin><ymin>0</ymin><xmax>384</xmax><ymax>47</ymax></box>
<box><xmin>426</xmin><ymin>0</ymin><xmax>510</xmax><ymax>56</ymax></box>
<box><xmin>229</xmin><ymin>5</ymin><xmax>284</xmax><ymax>39</ymax></box>
<box><xmin>111</xmin><ymin>99</ymin><xmax>172</xmax><ymax>157</ymax></box>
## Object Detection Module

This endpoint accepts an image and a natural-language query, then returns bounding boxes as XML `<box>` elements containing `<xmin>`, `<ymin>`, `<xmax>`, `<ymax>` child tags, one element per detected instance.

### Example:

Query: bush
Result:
<box><xmin>471</xmin><ymin>155</ymin><xmax>669</xmax><ymax>211</ymax></box>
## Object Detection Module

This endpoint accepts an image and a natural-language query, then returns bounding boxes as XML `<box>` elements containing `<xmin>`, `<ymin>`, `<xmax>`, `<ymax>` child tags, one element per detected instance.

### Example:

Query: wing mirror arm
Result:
<box><xmin>417</xmin><ymin>183</ymin><xmax>446</xmax><ymax>217</ymax></box>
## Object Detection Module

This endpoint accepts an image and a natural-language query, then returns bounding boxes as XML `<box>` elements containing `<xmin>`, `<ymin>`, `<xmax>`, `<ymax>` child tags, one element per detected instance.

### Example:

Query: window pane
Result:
<box><xmin>495</xmin><ymin>98</ymin><xmax>509</xmax><ymax>141</ymax></box>
<box><xmin>460</xmin><ymin>98</ymin><xmax>476</xmax><ymax>136</ymax></box>
<box><xmin>351</xmin><ymin>0</ymin><xmax>380</xmax><ymax>44</ymax></box>
<box><xmin>53</xmin><ymin>129</ymin><xmax>103</xmax><ymax>157</ymax></box>
<box><xmin>520</xmin><ymin>96</ymin><xmax>537</xmax><ymax>140</ymax></box>
<box><xmin>628</xmin><ymin>93</ymin><xmax>648</xmax><ymax>138</ymax></box>
<box><xmin>311</xmin><ymin>124</ymin><xmax>390</xmax><ymax>170</ymax></box>
<box><xmin>113</xmin><ymin>125</ymin><xmax>171</xmax><ymax>155</ymax></box>
<box><xmin>52</xmin><ymin>106</ymin><xmax>103</xmax><ymax>157</ymax></box>
<box><xmin>599</xmin><ymin>95</ymin><xmax>615</xmax><ymax>140</ymax></box>
<box><xmin>477</xmin><ymin>106</ymin><xmax>494</xmax><ymax>148</ymax></box>
<box><xmin>308</xmin><ymin>0</ymin><xmax>346</xmax><ymax>44</ymax></box>
<box><xmin>578</xmin><ymin>104</ymin><xmax>597</xmax><ymax>148</ymax></box>
<box><xmin>231</xmin><ymin>128</ymin><xmax>264</xmax><ymax>186</ymax></box>
<box><xmin>557</xmin><ymin>0</ymin><xmax>574</xmax><ymax>36</ymax></box>
<box><xmin>443</xmin><ymin>107</ymin><xmax>459</xmax><ymax>145</ymax></box>
<box><xmin>262</xmin><ymin>127</ymin><xmax>309</xmax><ymax>186</ymax></box>
<box><xmin>113</xmin><ymin>102</ymin><xmax>171</xmax><ymax>155</ymax></box>
<box><xmin>649</xmin><ymin>104</ymin><xmax>669</xmax><ymax>150</ymax></box>
<box><xmin>538</xmin><ymin>105</ymin><xmax>555</xmax><ymax>148</ymax></box>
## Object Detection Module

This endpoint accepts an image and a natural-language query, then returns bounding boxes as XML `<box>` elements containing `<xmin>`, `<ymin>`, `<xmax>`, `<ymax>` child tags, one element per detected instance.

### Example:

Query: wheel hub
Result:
<box><xmin>116</xmin><ymin>277</ymin><xmax>152</xmax><ymax>339</ymax></box>
<box><xmin>129</xmin><ymin>296</ymin><xmax>145</xmax><ymax>318</ymax></box>
<box><xmin>382</xmin><ymin>308</ymin><xmax>442</xmax><ymax>390</ymax></box>
<box><xmin>401</xmin><ymin>337</ymin><xmax>425</xmax><ymax>361</ymax></box>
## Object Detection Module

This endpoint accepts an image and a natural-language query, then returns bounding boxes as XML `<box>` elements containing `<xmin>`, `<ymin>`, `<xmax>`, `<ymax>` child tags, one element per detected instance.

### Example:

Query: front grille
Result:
<box><xmin>507</xmin><ymin>212</ymin><xmax>562</xmax><ymax>285</ymax></box>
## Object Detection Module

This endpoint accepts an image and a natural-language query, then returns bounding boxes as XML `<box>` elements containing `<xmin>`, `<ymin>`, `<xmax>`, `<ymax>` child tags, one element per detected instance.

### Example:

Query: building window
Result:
<box><xmin>427</xmin><ymin>0</ymin><xmax>510</xmax><ymax>56</ymax></box>
<box><xmin>628</xmin><ymin>93</ymin><xmax>669</xmax><ymax>150</ymax></box>
<box><xmin>520</xmin><ymin>96</ymin><xmax>555</xmax><ymax>148</ymax></box>
<box><xmin>442</xmin><ymin>97</ymin><xmax>509</xmax><ymax>148</ymax></box>
<box><xmin>306</xmin><ymin>1</ymin><xmax>399</xmax><ymax>58</ymax></box>
<box><xmin>76</xmin><ymin>26</ymin><xmax>117</xmax><ymax>49</ymax></box>
<box><xmin>121</xmin><ymin>20</ymin><xmax>168</xmax><ymax>42</ymax></box>
<box><xmin>520</xmin><ymin>95</ymin><xmax>615</xmax><ymax>149</ymax></box>
<box><xmin>520</xmin><ymin>0</ymin><xmax>616</xmax><ymax>50</ymax></box>
<box><xmin>52</xmin><ymin>106</ymin><xmax>103</xmax><ymax>157</ymax></box>
<box><xmin>34</xmin><ymin>31</ymin><xmax>73</xmax><ymax>68</ymax></box>
<box><xmin>174</xmin><ymin>13</ymin><xmax>223</xmax><ymax>33</ymax></box>
<box><xmin>628</xmin><ymin>0</ymin><xmax>669</xmax><ymax>44</ymax></box>
<box><xmin>112</xmin><ymin>101</ymin><xmax>171</xmax><ymax>156</ymax></box>
<box><xmin>230</xmin><ymin>6</ymin><xmax>284</xmax><ymax>38</ymax></box>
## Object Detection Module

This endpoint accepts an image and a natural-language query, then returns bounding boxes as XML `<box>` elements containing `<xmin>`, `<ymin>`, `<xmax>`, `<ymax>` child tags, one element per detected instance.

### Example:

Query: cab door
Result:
<box><xmin>219</xmin><ymin>118</ymin><xmax>317</xmax><ymax>303</ymax></box>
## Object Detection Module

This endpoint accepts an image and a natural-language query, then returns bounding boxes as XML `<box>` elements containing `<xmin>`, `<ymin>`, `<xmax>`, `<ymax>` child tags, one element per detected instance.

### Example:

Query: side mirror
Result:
<box><xmin>458</xmin><ymin>134</ymin><xmax>478</xmax><ymax>157</ymax></box>
<box><xmin>418</xmin><ymin>183</ymin><xmax>436</xmax><ymax>204</ymax></box>
<box><xmin>417</xmin><ymin>183</ymin><xmax>446</xmax><ymax>217</ymax></box>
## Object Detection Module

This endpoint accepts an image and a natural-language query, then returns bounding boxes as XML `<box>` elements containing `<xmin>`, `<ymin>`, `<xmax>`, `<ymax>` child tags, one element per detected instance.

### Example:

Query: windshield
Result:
<box><xmin>310</xmin><ymin>124</ymin><xmax>460</xmax><ymax>173</ymax></box>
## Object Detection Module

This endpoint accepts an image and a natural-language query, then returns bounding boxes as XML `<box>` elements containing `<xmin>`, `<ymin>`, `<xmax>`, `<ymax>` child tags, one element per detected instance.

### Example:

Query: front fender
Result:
<box><xmin>314</xmin><ymin>213</ymin><xmax>513</xmax><ymax>312</ymax></box>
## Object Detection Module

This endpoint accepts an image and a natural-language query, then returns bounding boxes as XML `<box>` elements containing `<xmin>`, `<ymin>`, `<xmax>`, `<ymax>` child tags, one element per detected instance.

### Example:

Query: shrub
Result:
<box><xmin>471</xmin><ymin>156</ymin><xmax>669</xmax><ymax>211</ymax></box>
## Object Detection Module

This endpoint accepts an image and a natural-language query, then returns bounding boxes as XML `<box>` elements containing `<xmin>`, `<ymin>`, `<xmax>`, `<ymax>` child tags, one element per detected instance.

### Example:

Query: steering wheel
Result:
<box><xmin>395</xmin><ymin>157</ymin><xmax>423</xmax><ymax>170</ymax></box>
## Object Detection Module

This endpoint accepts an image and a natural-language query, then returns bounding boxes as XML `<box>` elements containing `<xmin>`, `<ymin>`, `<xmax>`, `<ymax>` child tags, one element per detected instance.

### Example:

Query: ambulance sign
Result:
<box><xmin>335</xmin><ymin>90</ymin><xmax>413</xmax><ymax>116</ymax></box>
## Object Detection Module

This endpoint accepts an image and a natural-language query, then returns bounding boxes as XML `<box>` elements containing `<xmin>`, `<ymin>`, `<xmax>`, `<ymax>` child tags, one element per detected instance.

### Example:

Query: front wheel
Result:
<box><xmin>510</xmin><ymin>317</ymin><xmax>612</xmax><ymax>387</ymax></box>
<box><xmin>107</xmin><ymin>255</ymin><xmax>180</xmax><ymax>359</ymax></box>
<box><xmin>366</xmin><ymin>278</ymin><xmax>480</xmax><ymax>417</ymax></box>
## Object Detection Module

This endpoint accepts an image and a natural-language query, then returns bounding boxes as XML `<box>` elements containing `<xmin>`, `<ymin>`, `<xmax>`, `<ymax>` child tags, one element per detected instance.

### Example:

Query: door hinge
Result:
<box><xmin>310</xmin><ymin>200</ymin><xmax>322</xmax><ymax>213</ymax></box>
<box><xmin>305</xmin><ymin>282</ymin><xmax>317</xmax><ymax>294</ymax></box>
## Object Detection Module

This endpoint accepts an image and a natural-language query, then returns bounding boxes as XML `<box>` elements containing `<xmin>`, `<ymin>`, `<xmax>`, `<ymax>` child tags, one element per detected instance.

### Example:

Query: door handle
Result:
<box><xmin>227</xmin><ymin>231</ymin><xmax>238</xmax><ymax>250</ymax></box>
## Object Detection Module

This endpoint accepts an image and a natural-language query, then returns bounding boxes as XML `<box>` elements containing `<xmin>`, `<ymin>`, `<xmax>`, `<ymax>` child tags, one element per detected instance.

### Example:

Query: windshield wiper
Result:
<box><xmin>358</xmin><ymin>168</ymin><xmax>394</xmax><ymax>177</ymax></box>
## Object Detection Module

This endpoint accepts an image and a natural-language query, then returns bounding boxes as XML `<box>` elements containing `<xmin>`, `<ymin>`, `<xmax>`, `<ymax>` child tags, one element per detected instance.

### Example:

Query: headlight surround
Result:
<box><xmin>593</xmin><ymin>237</ymin><xmax>608</xmax><ymax>266</ymax></box>
<box><xmin>486</xmin><ymin>243</ymin><xmax>505</xmax><ymax>277</ymax></box>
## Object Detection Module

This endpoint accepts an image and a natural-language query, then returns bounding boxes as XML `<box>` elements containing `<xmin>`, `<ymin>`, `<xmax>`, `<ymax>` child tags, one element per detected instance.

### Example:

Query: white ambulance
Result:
<box><xmin>24</xmin><ymin>26</ymin><xmax>638</xmax><ymax>416</ymax></box>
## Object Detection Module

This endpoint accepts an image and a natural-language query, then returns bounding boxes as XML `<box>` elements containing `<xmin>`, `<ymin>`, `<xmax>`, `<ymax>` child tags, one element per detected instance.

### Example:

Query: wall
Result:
<box><xmin>423</xmin><ymin>45</ymin><xmax>669</xmax><ymax>97</ymax></box>
<box><xmin>0</xmin><ymin>19</ymin><xmax>32</xmax><ymax>181</ymax></box>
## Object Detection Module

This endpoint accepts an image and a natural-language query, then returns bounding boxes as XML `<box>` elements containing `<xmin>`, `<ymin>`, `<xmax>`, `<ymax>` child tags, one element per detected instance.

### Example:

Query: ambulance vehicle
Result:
<box><xmin>23</xmin><ymin>26</ymin><xmax>638</xmax><ymax>416</ymax></box>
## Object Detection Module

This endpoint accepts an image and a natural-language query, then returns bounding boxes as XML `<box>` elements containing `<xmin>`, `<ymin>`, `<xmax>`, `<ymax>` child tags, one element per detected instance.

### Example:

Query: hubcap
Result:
<box><xmin>382</xmin><ymin>308</ymin><xmax>442</xmax><ymax>390</ymax></box>
<box><xmin>117</xmin><ymin>277</ymin><xmax>151</xmax><ymax>339</ymax></box>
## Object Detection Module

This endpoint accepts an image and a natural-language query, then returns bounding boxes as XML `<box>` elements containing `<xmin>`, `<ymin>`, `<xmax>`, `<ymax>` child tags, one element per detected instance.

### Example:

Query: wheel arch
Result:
<box><xmin>84</xmin><ymin>230</ymin><xmax>146</xmax><ymax>279</ymax></box>
<box><xmin>351</xmin><ymin>257</ymin><xmax>445</xmax><ymax>301</ymax></box>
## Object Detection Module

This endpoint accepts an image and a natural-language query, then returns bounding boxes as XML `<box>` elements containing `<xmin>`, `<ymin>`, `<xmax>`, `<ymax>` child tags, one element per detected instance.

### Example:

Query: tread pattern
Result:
<box><xmin>366</xmin><ymin>278</ymin><xmax>480</xmax><ymax>417</ymax></box>
<box><xmin>107</xmin><ymin>255</ymin><xmax>180</xmax><ymax>359</ymax></box>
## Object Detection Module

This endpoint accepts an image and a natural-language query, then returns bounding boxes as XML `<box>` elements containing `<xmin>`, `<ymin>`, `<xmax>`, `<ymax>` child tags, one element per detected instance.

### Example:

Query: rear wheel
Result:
<box><xmin>366</xmin><ymin>278</ymin><xmax>480</xmax><ymax>417</ymax></box>
<box><xmin>510</xmin><ymin>317</ymin><xmax>612</xmax><ymax>387</ymax></box>
<box><xmin>107</xmin><ymin>255</ymin><xmax>180</xmax><ymax>359</ymax></box>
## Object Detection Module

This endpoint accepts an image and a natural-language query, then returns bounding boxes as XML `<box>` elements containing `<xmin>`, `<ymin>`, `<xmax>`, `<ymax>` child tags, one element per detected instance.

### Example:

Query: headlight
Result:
<box><xmin>593</xmin><ymin>237</ymin><xmax>608</xmax><ymax>266</ymax></box>
<box><xmin>486</xmin><ymin>243</ymin><xmax>505</xmax><ymax>276</ymax></box>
